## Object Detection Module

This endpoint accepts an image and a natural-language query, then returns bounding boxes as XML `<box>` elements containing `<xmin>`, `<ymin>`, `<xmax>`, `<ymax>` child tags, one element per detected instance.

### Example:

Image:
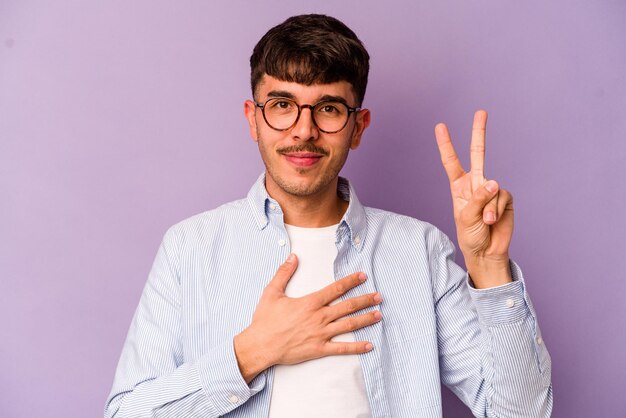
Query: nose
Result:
<box><xmin>291</xmin><ymin>106</ymin><xmax>319</xmax><ymax>142</ymax></box>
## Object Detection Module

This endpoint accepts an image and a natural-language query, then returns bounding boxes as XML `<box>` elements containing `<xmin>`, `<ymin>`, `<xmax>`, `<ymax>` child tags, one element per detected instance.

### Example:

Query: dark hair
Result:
<box><xmin>250</xmin><ymin>14</ymin><xmax>370</xmax><ymax>106</ymax></box>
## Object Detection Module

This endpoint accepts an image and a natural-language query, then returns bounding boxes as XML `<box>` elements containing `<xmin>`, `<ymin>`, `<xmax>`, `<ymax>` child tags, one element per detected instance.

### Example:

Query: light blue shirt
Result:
<box><xmin>105</xmin><ymin>174</ymin><xmax>552</xmax><ymax>417</ymax></box>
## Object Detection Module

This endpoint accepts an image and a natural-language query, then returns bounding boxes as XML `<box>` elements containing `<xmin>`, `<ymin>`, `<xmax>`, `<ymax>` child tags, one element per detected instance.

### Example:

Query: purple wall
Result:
<box><xmin>2</xmin><ymin>1</ymin><xmax>625</xmax><ymax>416</ymax></box>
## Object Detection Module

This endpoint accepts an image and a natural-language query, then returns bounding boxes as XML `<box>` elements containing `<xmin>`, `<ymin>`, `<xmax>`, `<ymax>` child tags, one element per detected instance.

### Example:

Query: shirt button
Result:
<box><xmin>353</xmin><ymin>236</ymin><xmax>361</xmax><ymax>245</ymax></box>
<box><xmin>269</xmin><ymin>203</ymin><xmax>277</xmax><ymax>210</ymax></box>
<box><xmin>229</xmin><ymin>394</ymin><xmax>240</xmax><ymax>404</ymax></box>
<box><xmin>278</xmin><ymin>239</ymin><xmax>286</xmax><ymax>247</ymax></box>
<box><xmin>505</xmin><ymin>298</ymin><xmax>515</xmax><ymax>308</ymax></box>
<box><xmin>536</xmin><ymin>336</ymin><xmax>543</xmax><ymax>345</ymax></box>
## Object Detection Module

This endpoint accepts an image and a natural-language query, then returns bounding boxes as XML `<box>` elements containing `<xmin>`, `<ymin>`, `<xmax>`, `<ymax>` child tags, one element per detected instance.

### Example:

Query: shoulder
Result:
<box><xmin>363</xmin><ymin>206</ymin><xmax>453</xmax><ymax>251</ymax></box>
<box><xmin>160</xmin><ymin>197</ymin><xmax>251</xmax><ymax>246</ymax></box>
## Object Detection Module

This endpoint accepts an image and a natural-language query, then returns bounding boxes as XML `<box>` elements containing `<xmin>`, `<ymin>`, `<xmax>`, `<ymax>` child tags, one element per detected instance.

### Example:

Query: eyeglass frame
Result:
<box><xmin>254</xmin><ymin>97</ymin><xmax>362</xmax><ymax>134</ymax></box>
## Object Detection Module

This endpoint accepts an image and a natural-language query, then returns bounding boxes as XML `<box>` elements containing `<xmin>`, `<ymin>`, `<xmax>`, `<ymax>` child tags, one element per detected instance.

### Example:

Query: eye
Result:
<box><xmin>269</xmin><ymin>99</ymin><xmax>294</xmax><ymax>110</ymax></box>
<box><xmin>319</xmin><ymin>104</ymin><xmax>339</xmax><ymax>113</ymax></box>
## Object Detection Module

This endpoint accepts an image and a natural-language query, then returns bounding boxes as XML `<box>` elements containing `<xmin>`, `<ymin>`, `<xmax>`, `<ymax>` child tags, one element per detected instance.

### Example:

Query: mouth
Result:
<box><xmin>281</xmin><ymin>152</ymin><xmax>324</xmax><ymax>167</ymax></box>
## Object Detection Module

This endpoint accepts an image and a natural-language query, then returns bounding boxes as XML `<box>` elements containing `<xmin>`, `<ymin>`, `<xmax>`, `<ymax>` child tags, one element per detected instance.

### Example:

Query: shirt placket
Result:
<box><xmin>334</xmin><ymin>224</ymin><xmax>391</xmax><ymax>418</ymax></box>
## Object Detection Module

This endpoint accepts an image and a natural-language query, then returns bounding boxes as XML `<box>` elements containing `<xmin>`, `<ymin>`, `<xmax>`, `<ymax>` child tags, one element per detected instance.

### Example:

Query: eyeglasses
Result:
<box><xmin>255</xmin><ymin>97</ymin><xmax>361</xmax><ymax>134</ymax></box>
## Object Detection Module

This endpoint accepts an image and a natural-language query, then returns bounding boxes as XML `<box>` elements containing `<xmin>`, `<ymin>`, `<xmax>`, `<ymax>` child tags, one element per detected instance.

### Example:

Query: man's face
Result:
<box><xmin>244</xmin><ymin>75</ymin><xmax>370</xmax><ymax>199</ymax></box>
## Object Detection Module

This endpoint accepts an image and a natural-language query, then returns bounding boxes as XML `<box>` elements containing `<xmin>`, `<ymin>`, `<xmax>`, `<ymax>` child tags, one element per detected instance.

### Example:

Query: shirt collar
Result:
<box><xmin>246</xmin><ymin>173</ymin><xmax>367</xmax><ymax>252</ymax></box>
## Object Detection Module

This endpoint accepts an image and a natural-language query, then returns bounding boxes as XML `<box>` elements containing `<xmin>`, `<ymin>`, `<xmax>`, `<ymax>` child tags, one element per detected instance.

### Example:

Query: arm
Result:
<box><xmin>432</xmin><ymin>231</ymin><xmax>552</xmax><ymax>417</ymax></box>
<box><xmin>432</xmin><ymin>111</ymin><xmax>552</xmax><ymax>415</ymax></box>
<box><xmin>105</xmin><ymin>231</ymin><xmax>382</xmax><ymax>417</ymax></box>
<box><xmin>104</xmin><ymin>229</ymin><xmax>266</xmax><ymax>418</ymax></box>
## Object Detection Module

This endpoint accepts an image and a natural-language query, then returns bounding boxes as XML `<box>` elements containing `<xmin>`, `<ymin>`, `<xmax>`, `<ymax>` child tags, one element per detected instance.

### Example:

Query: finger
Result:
<box><xmin>482</xmin><ymin>192</ymin><xmax>499</xmax><ymax>224</ymax></box>
<box><xmin>322</xmin><ymin>341</ymin><xmax>374</xmax><ymax>356</ymax></box>
<box><xmin>324</xmin><ymin>292</ymin><xmax>382</xmax><ymax>322</ymax></box>
<box><xmin>266</xmin><ymin>253</ymin><xmax>298</xmax><ymax>293</ymax></box>
<box><xmin>435</xmin><ymin>123</ymin><xmax>465</xmax><ymax>183</ymax></box>
<box><xmin>312</xmin><ymin>272</ymin><xmax>366</xmax><ymax>307</ymax></box>
<box><xmin>470</xmin><ymin>110</ymin><xmax>488</xmax><ymax>191</ymax></box>
<box><xmin>494</xmin><ymin>189</ymin><xmax>514</xmax><ymax>227</ymax></box>
<box><xmin>463</xmin><ymin>180</ymin><xmax>499</xmax><ymax>223</ymax></box>
<box><xmin>325</xmin><ymin>311</ymin><xmax>382</xmax><ymax>337</ymax></box>
<box><xmin>496</xmin><ymin>189</ymin><xmax>513</xmax><ymax>216</ymax></box>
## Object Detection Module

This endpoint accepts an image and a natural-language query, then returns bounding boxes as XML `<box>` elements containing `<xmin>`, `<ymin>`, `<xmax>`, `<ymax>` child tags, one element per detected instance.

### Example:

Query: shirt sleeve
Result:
<box><xmin>432</xmin><ymin>231</ymin><xmax>553</xmax><ymax>417</ymax></box>
<box><xmin>104</xmin><ymin>228</ymin><xmax>266</xmax><ymax>418</ymax></box>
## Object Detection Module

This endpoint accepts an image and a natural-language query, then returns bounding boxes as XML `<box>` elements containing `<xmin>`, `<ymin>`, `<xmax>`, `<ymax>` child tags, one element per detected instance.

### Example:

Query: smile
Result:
<box><xmin>282</xmin><ymin>152</ymin><xmax>324</xmax><ymax>167</ymax></box>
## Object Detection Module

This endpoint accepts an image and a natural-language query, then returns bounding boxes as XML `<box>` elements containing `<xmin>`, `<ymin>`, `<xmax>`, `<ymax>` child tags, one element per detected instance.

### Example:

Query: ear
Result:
<box><xmin>350</xmin><ymin>108</ymin><xmax>371</xmax><ymax>150</ymax></box>
<box><xmin>244</xmin><ymin>100</ymin><xmax>259</xmax><ymax>142</ymax></box>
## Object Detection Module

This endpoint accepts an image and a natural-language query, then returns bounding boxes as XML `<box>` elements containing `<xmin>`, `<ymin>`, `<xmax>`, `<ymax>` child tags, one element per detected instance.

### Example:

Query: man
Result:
<box><xmin>105</xmin><ymin>14</ymin><xmax>552</xmax><ymax>417</ymax></box>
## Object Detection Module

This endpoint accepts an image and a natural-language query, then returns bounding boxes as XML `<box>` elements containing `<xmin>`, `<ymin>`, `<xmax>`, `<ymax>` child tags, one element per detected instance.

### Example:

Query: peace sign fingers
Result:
<box><xmin>470</xmin><ymin>110</ymin><xmax>488</xmax><ymax>191</ymax></box>
<box><xmin>435</xmin><ymin>122</ymin><xmax>465</xmax><ymax>184</ymax></box>
<box><xmin>435</xmin><ymin>110</ymin><xmax>499</xmax><ymax>225</ymax></box>
<box><xmin>470</xmin><ymin>110</ymin><xmax>500</xmax><ymax>224</ymax></box>
<box><xmin>432</xmin><ymin>109</ymin><xmax>514</xmax><ymax>288</ymax></box>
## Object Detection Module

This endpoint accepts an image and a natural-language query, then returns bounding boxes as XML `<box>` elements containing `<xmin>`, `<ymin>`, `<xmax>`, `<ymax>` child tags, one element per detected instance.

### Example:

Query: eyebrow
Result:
<box><xmin>266</xmin><ymin>90</ymin><xmax>296</xmax><ymax>100</ymax></box>
<box><xmin>318</xmin><ymin>95</ymin><xmax>350</xmax><ymax>106</ymax></box>
<box><xmin>265</xmin><ymin>91</ymin><xmax>352</xmax><ymax>107</ymax></box>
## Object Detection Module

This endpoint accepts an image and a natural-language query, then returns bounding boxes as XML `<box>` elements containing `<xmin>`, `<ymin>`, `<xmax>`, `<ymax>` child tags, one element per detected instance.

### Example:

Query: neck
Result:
<box><xmin>265</xmin><ymin>176</ymin><xmax>348</xmax><ymax>228</ymax></box>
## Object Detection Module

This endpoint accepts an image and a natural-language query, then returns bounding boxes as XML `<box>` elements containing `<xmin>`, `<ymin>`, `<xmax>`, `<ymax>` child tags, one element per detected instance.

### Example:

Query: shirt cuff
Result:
<box><xmin>196</xmin><ymin>338</ymin><xmax>267</xmax><ymax>416</ymax></box>
<box><xmin>467</xmin><ymin>260</ymin><xmax>531</xmax><ymax>326</ymax></box>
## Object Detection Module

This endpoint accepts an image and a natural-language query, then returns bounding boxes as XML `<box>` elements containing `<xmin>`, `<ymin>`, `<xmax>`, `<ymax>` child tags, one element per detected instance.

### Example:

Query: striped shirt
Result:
<box><xmin>105</xmin><ymin>174</ymin><xmax>553</xmax><ymax>418</ymax></box>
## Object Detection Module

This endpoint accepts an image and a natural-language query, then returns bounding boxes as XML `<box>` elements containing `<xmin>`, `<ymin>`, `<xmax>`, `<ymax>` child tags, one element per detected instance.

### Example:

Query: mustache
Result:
<box><xmin>277</xmin><ymin>144</ymin><xmax>329</xmax><ymax>156</ymax></box>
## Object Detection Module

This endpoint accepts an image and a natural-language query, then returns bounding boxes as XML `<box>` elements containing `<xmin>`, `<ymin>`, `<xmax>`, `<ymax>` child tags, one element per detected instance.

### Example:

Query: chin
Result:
<box><xmin>279</xmin><ymin>180</ymin><xmax>324</xmax><ymax>197</ymax></box>
<box><xmin>270</xmin><ymin>172</ymin><xmax>331</xmax><ymax>197</ymax></box>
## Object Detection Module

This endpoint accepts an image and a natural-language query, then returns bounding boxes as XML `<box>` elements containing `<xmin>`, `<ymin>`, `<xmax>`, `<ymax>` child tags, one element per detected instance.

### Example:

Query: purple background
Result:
<box><xmin>2</xmin><ymin>1</ymin><xmax>625</xmax><ymax>416</ymax></box>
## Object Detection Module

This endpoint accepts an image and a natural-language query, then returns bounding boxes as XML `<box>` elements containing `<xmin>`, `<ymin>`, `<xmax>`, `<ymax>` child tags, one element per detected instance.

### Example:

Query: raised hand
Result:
<box><xmin>234</xmin><ymin>254</ymin><xmax>382</xmax><ymax>383</ymax></box>
<box><xmin>434</xmin><ymin>110</ymin><xmax>514</xmax><ymax>288</ymax></box>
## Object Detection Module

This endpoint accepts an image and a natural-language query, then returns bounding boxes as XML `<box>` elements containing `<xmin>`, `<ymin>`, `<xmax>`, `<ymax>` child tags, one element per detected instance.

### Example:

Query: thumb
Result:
<box><xmin>465</xmin><ymin>180</ymin><xmax>499</xmax><ymax>222</ymax></box>
<box><xmin>267</xmin><ymin>253</ymin><xmax>298</xmax><ymax>294</ymax></box>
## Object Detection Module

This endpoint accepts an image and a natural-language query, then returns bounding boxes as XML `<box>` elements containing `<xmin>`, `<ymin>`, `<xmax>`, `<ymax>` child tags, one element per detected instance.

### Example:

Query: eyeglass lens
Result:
<box><xmin>263</xmin><ymin>98</ymin><xmax>349</xmax><ymax>133</ymax></box>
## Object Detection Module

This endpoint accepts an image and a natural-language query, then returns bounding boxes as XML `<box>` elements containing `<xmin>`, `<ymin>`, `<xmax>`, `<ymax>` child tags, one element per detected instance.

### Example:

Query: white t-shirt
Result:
<box><xmin>268</xmin><ymin>223</ymin><xmax>372</xmax><ymax>418</ymax></box>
